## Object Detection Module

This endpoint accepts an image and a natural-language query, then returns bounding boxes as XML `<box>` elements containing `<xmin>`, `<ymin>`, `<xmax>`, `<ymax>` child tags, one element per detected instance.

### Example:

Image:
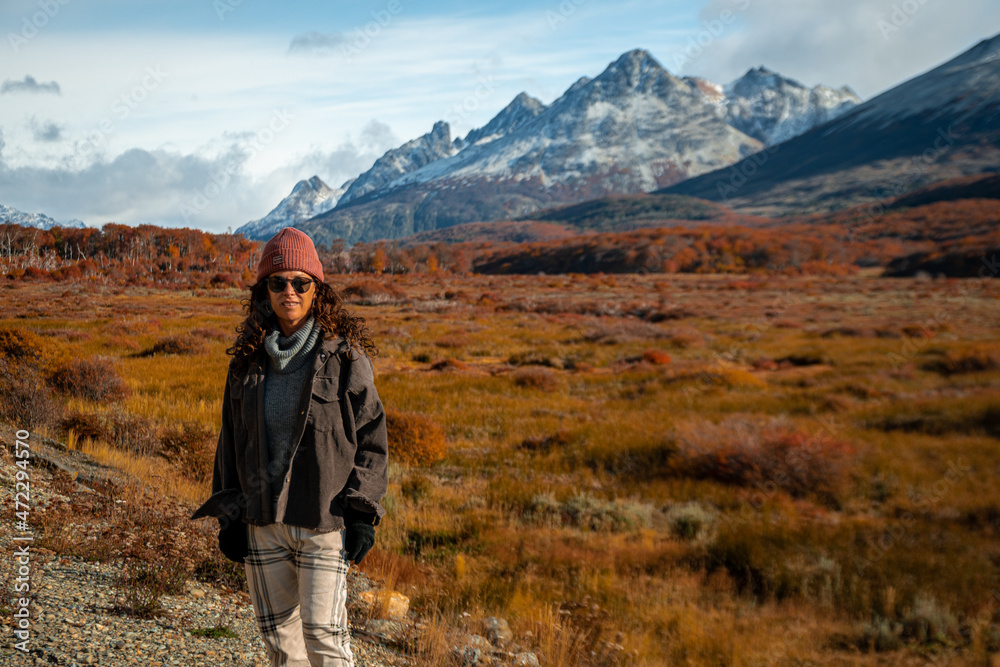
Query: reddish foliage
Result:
<box><xmin>49</xmin><ymin>355</ymin><xmax>131</xmax><ymax>402</ymax></box>
<box><xmin>642</xmin><ymin>349</ymin><xmax>672</xmax><ymax>365</ymax></box>
<box><xmin>675</xmin><ymin>421</ymin><xmax>855</xmax><ymax>500</ymax></box>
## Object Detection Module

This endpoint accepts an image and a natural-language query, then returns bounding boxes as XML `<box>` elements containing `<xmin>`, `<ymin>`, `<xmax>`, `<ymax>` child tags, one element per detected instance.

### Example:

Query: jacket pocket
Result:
<box><xmin>312</xmin><ymin>376</ymin><xmax>340</xmax><ymax>403</ymax></box>
<box><xmin>308</xmin><ymin>377</ymin><xmax>353</xmax><ymax>454</ymax></box>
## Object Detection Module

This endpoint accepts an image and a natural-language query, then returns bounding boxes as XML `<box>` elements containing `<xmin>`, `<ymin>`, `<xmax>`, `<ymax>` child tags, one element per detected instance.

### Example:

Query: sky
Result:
<box><xmin>0</xmin><ymin>0</ymin><xmax>997</xmax><ymax>233</ymax></box>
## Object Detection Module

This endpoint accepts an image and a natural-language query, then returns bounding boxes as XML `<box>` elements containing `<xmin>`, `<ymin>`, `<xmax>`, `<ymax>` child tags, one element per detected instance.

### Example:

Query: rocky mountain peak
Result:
<box><xmin>292</xmin><ymin>175</ymin><xmax>334</xmax><ymax>197</ymax></box>
<box><xmin>236</xmin><ymin>175</ymin><xmax>345</xmax><ymax>240</ymax></box>
<box><xmin>723</xmin><ymin>66</ymin><xmax>862</xmax><ymax>145</ymax></box>
<box><xmin>588</xmin><ymin>48</ymin><xmax>676</xmax><ymax>96</ymax></box>
<box><xmin>337</xmin><ymin>121</ymin><xmax>457</xmax><ymax>206</ymax></box>
<box><xmin>728</xmin><ymin>66</ymin><xmax>805</xmax><ymax>97</ymax></box>
<box><xmin>462</xmin><ymin>92</ymin><xmax>546</xmax><ymax>147</ymax></box>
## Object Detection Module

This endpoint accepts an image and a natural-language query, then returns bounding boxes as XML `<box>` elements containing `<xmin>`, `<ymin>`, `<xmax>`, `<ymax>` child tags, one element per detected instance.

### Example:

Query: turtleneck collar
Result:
<box><xmin>263</xmin><ymin>316</ymin><xmax>320</xmax><ymax>374</ymax></box>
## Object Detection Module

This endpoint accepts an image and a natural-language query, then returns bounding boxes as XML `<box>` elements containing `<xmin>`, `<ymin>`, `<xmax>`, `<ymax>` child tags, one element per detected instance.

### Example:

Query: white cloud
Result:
<box><xmin>0</xmin><ymin>119</ymin><xmax>401</xmax><ymax>231</ymax></box>
<box><xmin>681</xmin><ymin>0</ymin><xmax>1000</xmax><ymax>98</ymax></box>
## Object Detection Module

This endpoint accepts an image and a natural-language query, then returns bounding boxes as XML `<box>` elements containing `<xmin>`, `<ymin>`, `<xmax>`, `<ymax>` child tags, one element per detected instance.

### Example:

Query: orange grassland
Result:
<box><xmin>3</xmin><ymin>270</ymin><xmax>1000</xmax><ymax>666</ymax></box>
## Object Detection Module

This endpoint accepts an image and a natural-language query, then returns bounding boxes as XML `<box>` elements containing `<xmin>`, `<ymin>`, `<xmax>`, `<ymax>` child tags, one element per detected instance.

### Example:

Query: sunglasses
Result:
<box><xmin>266</xmin><ymin>276</ymin><xmax>315</xmax><ymax>294</ymax></box>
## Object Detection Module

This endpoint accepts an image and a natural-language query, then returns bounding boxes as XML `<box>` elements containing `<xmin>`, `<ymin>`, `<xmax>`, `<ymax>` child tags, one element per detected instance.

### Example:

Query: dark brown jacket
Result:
<box><xmin>190</xmin><ymin>332</ymin><xmax>388</xmax><ymax>531</ymax></box>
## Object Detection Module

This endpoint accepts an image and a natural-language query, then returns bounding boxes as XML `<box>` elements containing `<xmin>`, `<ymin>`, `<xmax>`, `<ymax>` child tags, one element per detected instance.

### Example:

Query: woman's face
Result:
<box><xmin>266</xmin><ymin>270</ymin><xmax>316</xmax><ymax>335</ymax></box>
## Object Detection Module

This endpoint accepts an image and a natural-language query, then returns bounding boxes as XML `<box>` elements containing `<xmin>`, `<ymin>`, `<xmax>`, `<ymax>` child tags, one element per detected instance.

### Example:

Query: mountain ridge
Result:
<box><xmin>663</xmin><ymin>33</ymin><xmax>1000</xmax><ymax>214</ymax></box>
<box><xmin>294</xmin><ymin>48</ymin><xmax>859</xmax><ymax>245</ymax></box>
<box><xmin>0</xmin><ymin>204</ymin><xmax>87</xmax><ymax>230</ymax></box>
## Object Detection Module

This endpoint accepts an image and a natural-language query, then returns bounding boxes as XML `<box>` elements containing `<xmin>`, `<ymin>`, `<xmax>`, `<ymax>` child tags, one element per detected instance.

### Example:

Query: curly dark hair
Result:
<box><xmin>227</xmin><ymin>279</ymin><xmax>377</xmax><ymax>371</ymax></box>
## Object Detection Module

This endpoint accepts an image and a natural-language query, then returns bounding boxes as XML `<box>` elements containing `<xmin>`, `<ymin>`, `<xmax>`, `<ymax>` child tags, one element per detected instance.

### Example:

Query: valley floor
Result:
<box><xmin>2</xmin><ymin>271</ymin><xmax>999</xmax><ymax>665</ymax></box>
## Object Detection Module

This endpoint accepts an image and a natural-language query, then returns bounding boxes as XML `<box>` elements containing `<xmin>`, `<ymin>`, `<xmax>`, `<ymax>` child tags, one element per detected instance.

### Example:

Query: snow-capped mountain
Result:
<box><xmin>0</xmin><ymin>204</ymin><xmax>87</xmax><ymax>230</ymax></box>
<box><xmin>293</xmin><ymin>48</ymin><xmax>861</xmax><ymax>245</ymax></box>
<box><xmin>716</xmin><ymin>67</ymin><xmax>860</xmax><ymax>145</ymax></box>
<box><xmin>458</xmin><ymin>92</ymin><xmax>547</xmax><ymax>148</ymax></box>
<box><xmin>237</xmin><ymin>176</ymin><xmax>348</xmax><ymax>240</ymax></box>
<box><xmin>337</xmin><ymin>122</ymin><xmax>456</xmax><ymax>206</ymax></box>
<box><xmin>667</xmin><ymin>32</ymin><xmax>1000</xmax><ymax>215</ymax></box>
<box><xmin>381</xmin><ymin>50</ymin><xmax>761</xmax><ymax>195</ymax></box>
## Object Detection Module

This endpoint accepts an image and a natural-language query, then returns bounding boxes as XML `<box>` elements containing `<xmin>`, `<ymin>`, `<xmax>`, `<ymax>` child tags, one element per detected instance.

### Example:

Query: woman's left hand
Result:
<box><xmin>344</xmin><ymin>513</ymin><xmax>376</xmax><ymax>564</ymax></box>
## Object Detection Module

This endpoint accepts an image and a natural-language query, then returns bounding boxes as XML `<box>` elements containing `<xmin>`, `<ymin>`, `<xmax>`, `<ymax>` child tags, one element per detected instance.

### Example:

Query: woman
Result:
<box><xmin>191</xmin><ymin>226</ymin><xmax>388</xmax><ymax>667</ymax></box>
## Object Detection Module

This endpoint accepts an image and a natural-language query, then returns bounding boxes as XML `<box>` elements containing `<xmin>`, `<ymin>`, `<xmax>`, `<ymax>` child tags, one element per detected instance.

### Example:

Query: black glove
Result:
<box><xmin>218</xmin><ymin>520</ymin><xmax>248</xmax><ymax>564</ymax></box>
<box><xmin>344</xmin><ymin>511</ymin><xmax>377</xmax><ymax>565</ymax></box>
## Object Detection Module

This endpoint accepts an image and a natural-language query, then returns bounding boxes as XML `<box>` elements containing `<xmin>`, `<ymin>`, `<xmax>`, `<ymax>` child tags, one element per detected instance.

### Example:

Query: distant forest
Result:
<box><xmin>1</xmin><ymin>195</ymin><xmax>998</xmax><ymax>286</ymax></box>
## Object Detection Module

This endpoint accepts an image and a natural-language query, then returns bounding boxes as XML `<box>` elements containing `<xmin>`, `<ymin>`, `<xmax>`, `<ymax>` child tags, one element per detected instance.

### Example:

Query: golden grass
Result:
<box><xmin>4</xmin><ymin>273</ymin><xmax>1000</xmax><ymax>664</ymax></box>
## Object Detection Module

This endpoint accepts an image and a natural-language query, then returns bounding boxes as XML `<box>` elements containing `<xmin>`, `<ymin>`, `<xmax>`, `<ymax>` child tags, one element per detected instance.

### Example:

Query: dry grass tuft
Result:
<box><xmin>430</xmin><ymin>358</ymin><xmax>469</xmax><ymax>372</ymax></box>
<box><xmin>512</xmin><ymin>367</ymin><xmax>559</xmax><ymax>391</ymax></box>
<box><xmin>137</xmin><ymin>334</ymin><xmax>205</xmax><ymax>357</ymax></box>
<box><xmin>924</xmin><ymin>345</ymin><xmax>1000</xmax><ymax>375</ymax></box>
<box><xmin>386</xmin><ymin>408</ymin><xmax>447</xmax><ymax>466</ymax></box>
<box><xmin>159</xmin><ymin>421</ymin><xmax>216</xmax><ymax>483</ymax></box>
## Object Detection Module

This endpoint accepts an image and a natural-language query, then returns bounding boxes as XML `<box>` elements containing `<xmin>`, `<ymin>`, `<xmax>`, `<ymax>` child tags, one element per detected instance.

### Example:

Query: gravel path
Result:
<box><xmin>0</xmin><ymin>429</ymin><xmax>413</xmax><ymax>667</ymax></box>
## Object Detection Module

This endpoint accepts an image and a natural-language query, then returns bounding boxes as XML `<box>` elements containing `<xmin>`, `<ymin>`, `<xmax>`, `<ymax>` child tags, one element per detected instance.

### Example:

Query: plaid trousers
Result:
<box><xmin>244</xmin><ymin>523</ymin><xmax>353</xmax><ymax>666</ymax></box>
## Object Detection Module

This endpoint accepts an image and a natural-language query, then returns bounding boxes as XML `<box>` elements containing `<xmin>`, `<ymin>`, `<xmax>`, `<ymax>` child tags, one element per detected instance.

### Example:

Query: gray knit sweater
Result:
<box><xmin>262</xmin><ymin>316</ymin><xmax>320</xmax><ymax>514</ymax></box>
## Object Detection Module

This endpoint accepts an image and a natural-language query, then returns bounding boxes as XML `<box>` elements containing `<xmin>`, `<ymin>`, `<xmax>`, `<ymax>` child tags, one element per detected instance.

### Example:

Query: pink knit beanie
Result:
<box><xmin>255</xmin><ymin>227</ymin><xmax>324</xmax><ymax>284</ymax></box>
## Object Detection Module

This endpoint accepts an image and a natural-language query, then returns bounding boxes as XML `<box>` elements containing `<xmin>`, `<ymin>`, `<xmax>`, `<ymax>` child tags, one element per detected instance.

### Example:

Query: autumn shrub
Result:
<box><xmin>21</xmin><ymin>267</ymin><xmax>53</xmax><ymax>281</ymax></box>
<box><xmin>701</xmin><ymin>524</ymin><xmax>844</xmax><ymax>604</ymax></box>
<box><xmin>664</xmin><ymin>327</ymin><xmax>704</xmax><ymax>349</ymax></box>
<box><xmin>519</xmin><ymin>430</ymin><xmax>571</xmax><ymax>452</ymax></box>
<box><xmin>386</xmin><ymin>408</ymin><xmax>446</xmax><ymax>466</ymax></box>
<box><xmin>192</xmin><ymin>555</ymin><xmax>246</xmax><ymax>592</ymax></box>
<box><xmin>112</xmin><ymin>557</ymin><xmax>188</xmax><ymax>618</ymax></box>
<box><xmin>665</xmin><ymin>501</ymin><xmax>718</xmax><ymax>541</ymax></box>
<box><xmin>641</xmin><ymin>349</ymin><xmax>672</xmax><ymax>365</ymax></box>
<box><xmin>645</xmin><ymin>305</ymin><xmax>698</xmax><ymax>322</ymax></box>
<box><xmin>0</xmin><ymin>357</ymin><xmax>63</xmax><ymax>429</ymax></box>
<box><xmin>342</xmin><ymin>279</ymin><xmax>407</xmax><ymax>305</ymax></box>
<box><xmin>78</xmin><ymin>259</ymin><xmax>99</xmax><ymax>276</ymax></box>
<box><xmin>159</xmin><ymin>421</ymin><xmax>216</xmax><ymax>482</ymax></box>
<box><xmin>512</xmin><ymin>367</ymin><xmax>559</xmax><ymax>391</ymax></box>
<box><xmin>671</xmin><ymin>416</ymin><xmax>855</xmax><ymax>500</ymax></box>
<box><xmin>525</xmin><ymin>492</ymin><xmax>652</xmax><ymax>531</ymax></box>
<box><xmin>59</xmin><ymin>411</ymin><xmax>108</xmax><ymax>442</ymax></box>
<box><xmin>868</xmin><ymin>400</ymin><xmax>1000</xmax><ymax>438</ymax></box>
<box><xmin>138</xmin><ymin>334</ymin><xmax>205</xmax><ymax>357</ymax></box>
<box><xmin>508</xmin><ymin>351</ymin><xmax>565</xmax><ymax>369</ymax></box>
<box><xmin>209</xmin><ymin>272</ymin><xmax>239</xmax><ymax>288</ymax></box>
<box><xmin>924</xmin><ymin>345</ymin><xmax>1000</xmax><ymax>375</ymax></box>
<box><xmin>49</xmin><ymin>355</ymin><xmax>130</xmax><ymax>402</ymax></box>
<box><xmin>430</xmin><ymin>358</ymin><xmax>469</xmax><ymax>372</ymax></box>
<box><xmin>0</xmin><ymin>327</ymin><xmax>44</xmax><ymax>363</ymax></box>
<box><xmin>775</xmin><ymin>351</ymin><xmax>827</xmax><ymax>366</ymax></box>
<box><xmin>51</xmin><ymin>264</ymin><xmax>83</xmax><ymax>281</ymax></box>
<box><xmin>42</xmin><ymin>328</ymin><xmax>92</xmax><ymax>342</ymax></box>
